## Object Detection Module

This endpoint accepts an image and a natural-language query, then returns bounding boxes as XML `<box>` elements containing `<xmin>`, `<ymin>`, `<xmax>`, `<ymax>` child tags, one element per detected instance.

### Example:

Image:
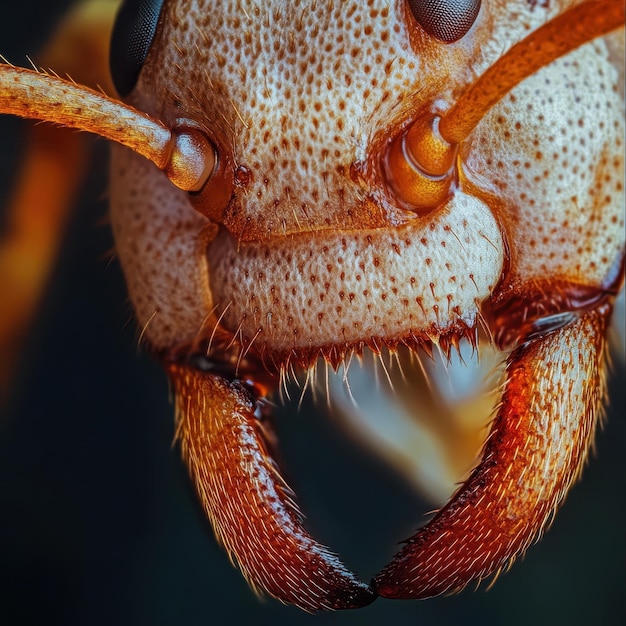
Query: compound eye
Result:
<box><xmin>407</xmin><ymin>0</ymin><xmax>481</xmax><ymax>43</ymax></box>
<box><xmin>109</xmin><ymin>0</ymin><xmax>166</xmax><ymax>96</ymax></box>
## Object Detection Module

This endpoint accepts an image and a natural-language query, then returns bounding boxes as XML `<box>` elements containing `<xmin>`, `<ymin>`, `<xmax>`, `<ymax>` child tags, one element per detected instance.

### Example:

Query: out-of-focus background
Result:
<box><xmin>0</xmin><ymin>2</ymin><xmax>624</xmax><ymax>625</ymax></box>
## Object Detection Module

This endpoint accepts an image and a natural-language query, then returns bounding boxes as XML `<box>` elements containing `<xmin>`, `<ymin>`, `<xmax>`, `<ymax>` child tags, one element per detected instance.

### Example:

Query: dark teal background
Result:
<box><xmin>1</xmin><ymin>2</ymin><xmax>624</xmax><ymax>625</ymax></box>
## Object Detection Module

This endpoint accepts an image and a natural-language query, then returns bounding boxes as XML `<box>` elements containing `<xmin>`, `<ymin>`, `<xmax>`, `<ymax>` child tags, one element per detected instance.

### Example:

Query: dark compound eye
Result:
<box><xmin>109</xmin><ymin>0</ymin><xmax>166</xmax><ymax>97</ymax></box>
<box><xmin>407</xmin><ymin>0</ymin><xmax>481</xmax><ymax>43</ymax></box>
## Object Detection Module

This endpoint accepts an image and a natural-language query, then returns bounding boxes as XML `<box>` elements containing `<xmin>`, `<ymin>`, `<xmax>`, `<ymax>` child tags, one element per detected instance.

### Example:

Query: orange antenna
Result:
<box><xmin>385</xmin><ymin>0</ymin><xmax>625</xmax><ymax>212</ymax></box>
<box><xmin>0</xmin><ymin>64</ymin><xmax>214</xmax><ymax>192</ymax></box>
<box><xmin>439</xmin><ymin>0</ymin><xmax>625</xmax><ymax>145</ymax></box>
